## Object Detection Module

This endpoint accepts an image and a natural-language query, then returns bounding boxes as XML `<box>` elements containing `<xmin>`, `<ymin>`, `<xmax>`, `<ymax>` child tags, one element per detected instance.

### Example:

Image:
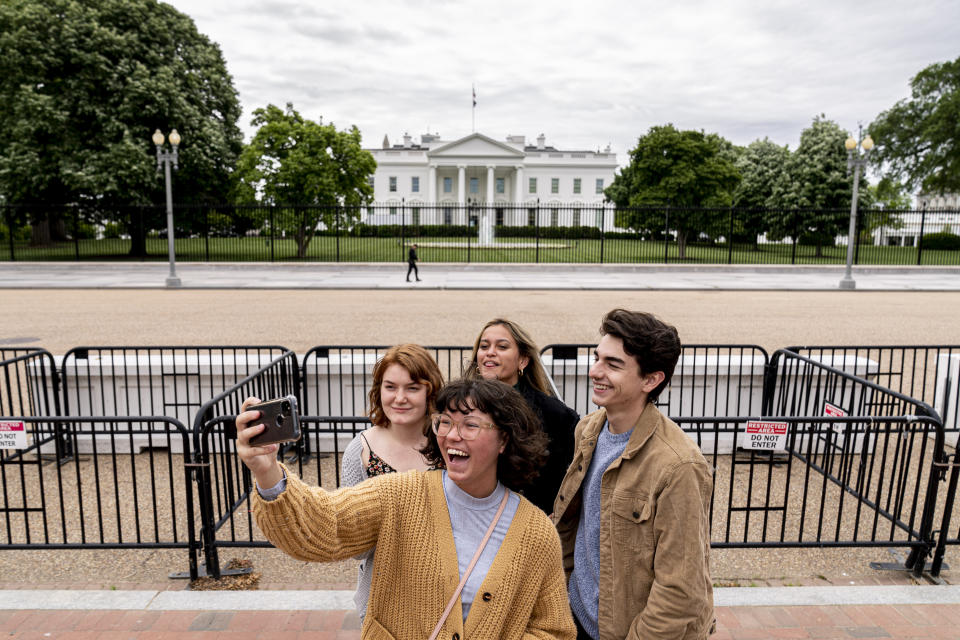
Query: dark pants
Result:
<box><xmin>406</xmin><ymin>262</ymin><xmax>419</xmax><ymax>280</ymax></box>
<box><xmin>575</xmin><ymin>615</ymin><xmax>594</xmax><ymax>640</ymax></box>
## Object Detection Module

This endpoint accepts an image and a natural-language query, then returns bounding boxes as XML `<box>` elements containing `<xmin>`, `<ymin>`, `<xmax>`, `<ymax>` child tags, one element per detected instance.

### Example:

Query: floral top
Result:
<box><xmin>360</xmin><ymin>432</ymin><xmax>397</xmax><ymax>476</ymax></box>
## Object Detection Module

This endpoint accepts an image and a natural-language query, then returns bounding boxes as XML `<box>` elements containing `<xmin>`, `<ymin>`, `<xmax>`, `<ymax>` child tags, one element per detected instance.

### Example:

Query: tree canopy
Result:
<box><xmin>870</xmin><ymin>56</ymin><xmax>960</xmax><ymax>195</ymax></box>
<box><xmin>604</xmin><ymin>124</ymin><xmax>740</xmax><ymax>258</ymax></box>
<box><xmin>0</xmin><ymin>0</ymin><xmax>242</xmax><ymax>247</ymax></box>
<box><xmin>236</xmin><ymin>103</ymin><xmax>376</xmax><ymax>257</ymax></box>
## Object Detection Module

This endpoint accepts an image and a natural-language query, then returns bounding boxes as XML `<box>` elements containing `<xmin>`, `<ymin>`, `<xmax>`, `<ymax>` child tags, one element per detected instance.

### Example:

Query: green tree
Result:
<box><xmin>732</xmin><ymin>138</ymin><xmax>791</xmax><ymax>247</ymax></box>
<box><xmin>870</xmin><ymin>56</ymin><xmax>960</xmax><ymax>195</ymax></box>
<box><xmin>0</xmin><ymin>0</ymin><xmax>242</xmax><ymax>253</ymax></box>
<box><xmin>605</xmin><ymin>124</ymin><xmax>741</xmax><ymax>259</ymax></box>
<box><xmin>768</xmin><ymin>115</ymin><xmax>873</xmax><ymax>256</ymax></box>
<box><xmin>236</xmin><ymin>103</ymin><xmax>376</xmax><ymax>258</ymax></box>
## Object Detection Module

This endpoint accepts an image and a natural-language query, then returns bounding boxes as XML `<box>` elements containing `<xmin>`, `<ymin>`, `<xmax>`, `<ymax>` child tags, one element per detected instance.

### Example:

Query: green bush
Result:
<box><xmin>922</xmin><ymin>232</ymin><xmax>960</xmax><ymax>251</ymax></box>
<box><xmin>103</xmin><ymin>222</ymin><xmax>123</xmax><ymax>239</ymax></box>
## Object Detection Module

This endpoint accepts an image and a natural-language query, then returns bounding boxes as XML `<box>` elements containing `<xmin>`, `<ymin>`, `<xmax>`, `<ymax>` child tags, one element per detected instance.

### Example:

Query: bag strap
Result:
<box><xmin>428</xmin><ymin>488</ymin><xmax>510</xmax><ymax>640</ymax></box>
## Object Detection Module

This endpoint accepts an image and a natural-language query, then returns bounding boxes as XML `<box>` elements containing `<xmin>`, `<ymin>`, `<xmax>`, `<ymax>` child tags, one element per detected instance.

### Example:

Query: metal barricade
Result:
<box><xmin>192</xmin><ymin>350</ymin><xmax>300</xmax><ymax>578</ymax></box>
<box><xmin>59</xmin><ymin>346</ymin><xmax>288</xmax><ymax>453</ymax></box>
<box><xmin>540</xmin><ymin>343</ymin><xmax>769</xmax><ymax>418</ymax></box>
<box><xmin>0</xmin><ymin>415</ymin><xmax>198</xmax><ymax>574</ymax></box>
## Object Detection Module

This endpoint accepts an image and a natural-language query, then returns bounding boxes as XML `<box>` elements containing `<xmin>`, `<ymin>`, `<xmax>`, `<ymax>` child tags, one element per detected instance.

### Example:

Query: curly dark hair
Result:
<box><xmin>420</xmin><ymin>378</ymin><xmax>548</xmax><ymax>491</ymax></box>
<box><xmin>600</xmin><ymin>308</ymin><xmax>681</xmax><ymax>403</ymax></box>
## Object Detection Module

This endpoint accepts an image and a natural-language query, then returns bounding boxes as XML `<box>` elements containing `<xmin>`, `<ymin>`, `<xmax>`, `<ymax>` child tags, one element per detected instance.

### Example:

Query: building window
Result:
<box><xmin>551</xmin><ymin>178</ymin><xmax>559</xmax><ymax>194</ymax></box>
<box><xmin>389</xmin><ymin>176</ymin><xmax>397</xmax><ymax>192</ymax></box>
<box><xmin>443</xmin><ymin>177</ymin><xmax>452</xmax><ymax>193</ymax></box>
<box><xmin>412</xmin><ymin>208</ymin><xmax>420</xmax><ymax>225</ymax></box>
<box><xmin>367</xmin><ymin>176</ymin><xmax>375</xmax><ymax>190</ymax></box>
<box><xmin>443</xmin><ymin>207</ymin><xmax>453</xmax><ymax>225</ymax></box>
<box><xmin>389</xmin><ymin>207</ymin><xmax>397</xmax><ymax>216</ymax></box>
<box><xmin>572</xmin><ymin>209</ymin><xmax>581</xmax><ymax>226</ymax></box>
<box><xmin>529</xmin><ymin>177</ymin><xmax>537</xmax><ymax>194</ymax></box>
<box><xmin>596</xmin><ymin>178</ymin><xmax>604</xmax><ymax>194</ymax></box>
<box><xmin>411</xmin><ymin>176</ymin><xmax>419</xmax><ymax>193</ymax></box>
<box><xmin>527</xmin><ymin>208</ymin><xmax>536</xmax><ymax>226</ymax></box>
<box><xmin>470</xmin><ymin>177</ymin><xmax>479</xmax><ymax>194</ymax></box>
<box><xmin>550</xmin><ymin>208</ymin><xmax>559</xmax><ymax>226</ymax></box>
<box><xmin>573</xmin><ymin>178</ymin><xmax>581</xmax><ymax>194</ymax></box>
<box><xmin>496</xmin><ymin>177</ymin><xmax>505</xmax><ymax>194</ymax></box>
<box><xmin>596</xmin><ymin>209</ymin><xmax>604</xmax><ymax>228</ymax></box>
<box><xmin>496</xmin><ymin>208</ymin><xmax>504</xmax><ymax>226</ymax></box>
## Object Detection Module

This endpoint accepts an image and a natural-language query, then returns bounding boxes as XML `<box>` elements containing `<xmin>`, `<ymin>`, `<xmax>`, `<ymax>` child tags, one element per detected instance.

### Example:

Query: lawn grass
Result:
<box><xmin>2</xmin><ymin>235</ymin><xmax>958</xmax><ymax>265</ymax></box>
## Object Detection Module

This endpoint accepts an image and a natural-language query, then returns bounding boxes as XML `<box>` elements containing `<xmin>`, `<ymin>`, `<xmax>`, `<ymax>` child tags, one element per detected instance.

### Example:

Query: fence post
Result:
<box><xmin>599</xmin><ymin>205</ymin><xmax>605</xmax><ymax>264</ymax></box>
<box><xmin>335</xmin><ymin>206</ymin><xmax>341</xmax><ymax>262</ymax></box>
<box><xmin>791</xmin><ymin>209</ymin><xmax>798</xmax><ymax>265</ymax></box>
<box><xmin>663</xmin><ymin>207</ymin><xmax>669</xmax><ymax>264</ymax></box>
<box><xmin>854</xmin><ymin>208</ymin><xmax>863</xmax><ymax>265</ymax></box>
<box><xmin>269</xmin><ymin>207</ymin><xmax>275</xmax><ymax>262</ymax></box>
<box><xmin>401</xmin><ymin>198</ymin><xmax>406</xmax><ymax>262</ymax></box>
<box><xmin>73</xmin><ymin>207</ymin><xmax>80</xmax><ymax>260</ymax></box>
<box><xmin>917</xmin><ymin>204</ymin><xmax>927</xmax><ymax>266</ymax></box>
<box><xmin>5</xmin><ymin>206</ymin><xmax>14</xmax><ymax>261</ymax></box>
<box><xmin>204</xmin><ymin>207</ymin><xmax>210</xmax><ymax>262</ymax></box>
<box><xmin>535</xmin><ymin>199</ymin><xmax>540</xmax><ymax>264</ymax></box>
<box><xmin>728</xmin><ymin>206</ymin><xmax>734</xmax><ymax>264</ymax></box>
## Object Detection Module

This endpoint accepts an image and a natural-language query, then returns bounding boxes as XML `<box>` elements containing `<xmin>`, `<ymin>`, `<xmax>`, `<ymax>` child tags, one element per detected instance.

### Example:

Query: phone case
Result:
<box><xmin>247</xmin><ymin>395</ymin><xmax>301</xmax><ymax>446</ymax></box>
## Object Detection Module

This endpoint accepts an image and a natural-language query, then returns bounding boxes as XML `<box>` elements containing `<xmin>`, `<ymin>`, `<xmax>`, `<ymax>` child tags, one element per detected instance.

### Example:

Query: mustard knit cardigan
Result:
<box><xmin>252</xmin><ymin>466</ymin><xmax>576</xmax><ymax>640</ymax></box>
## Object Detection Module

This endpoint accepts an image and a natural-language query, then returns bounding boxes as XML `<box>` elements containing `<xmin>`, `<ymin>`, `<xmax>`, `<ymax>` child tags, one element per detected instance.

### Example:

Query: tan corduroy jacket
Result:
<box><xmin>252</xmin><ymin>467</ymin><xmax>576</xmax><ymax>640</ymax></box>
<box><xmin>552</xmin><ymin>404</ymin><xmax>715</xmax><ymax>640</ymax></box>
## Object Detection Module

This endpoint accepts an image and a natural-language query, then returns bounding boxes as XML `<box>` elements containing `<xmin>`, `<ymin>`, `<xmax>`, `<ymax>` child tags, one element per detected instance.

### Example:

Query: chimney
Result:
<box><xmin>382</xmin><ymin>134</ymin><xmax>390</xmax><ymax>149</ymax></box>
<box><xmin>537</xmin><ymin>133</ymin><xmax>546</xmax><ymax>150</ymax></box>
<box><xmin>403</xmin><ymin>132</ymin><xmax>412</xmax><ymax>148</ymax></box>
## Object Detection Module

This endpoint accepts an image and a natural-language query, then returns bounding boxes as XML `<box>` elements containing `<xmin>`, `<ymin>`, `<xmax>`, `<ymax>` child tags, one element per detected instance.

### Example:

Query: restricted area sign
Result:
<box><xmin>742</xmin><ymin>420</ymin><xmax>788</xmax><ymax>451</ymax></box>
<box><xmin>824</xmin><ymin>402</ymin><xmax>847</xmax><ymax>434</ymax></box>
<box><xmin>0</xmin><ymin>421</ymin><xmax>27</xmax><ymax>449</ymax></box>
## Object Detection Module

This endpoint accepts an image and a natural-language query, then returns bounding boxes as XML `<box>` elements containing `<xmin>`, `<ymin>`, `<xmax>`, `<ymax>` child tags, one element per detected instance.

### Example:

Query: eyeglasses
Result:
<box><xmin>430</xmin><ymin>413</ymin><xmax>498</xmax><ymax>440</ymax></box>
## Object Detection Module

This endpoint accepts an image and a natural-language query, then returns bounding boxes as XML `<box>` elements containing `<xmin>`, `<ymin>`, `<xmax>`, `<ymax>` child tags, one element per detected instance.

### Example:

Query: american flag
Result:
<box><xmin>472</xmin><ymin>85</ymin><xmax>477</xmax><ymax>107</ymax></box>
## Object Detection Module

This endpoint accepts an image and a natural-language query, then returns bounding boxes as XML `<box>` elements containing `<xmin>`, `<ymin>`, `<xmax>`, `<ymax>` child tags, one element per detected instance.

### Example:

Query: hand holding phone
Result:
<box><xmin>247</xmin><ymin>395</ymin><xmax>301</xmax><ymax>446</ymax></box>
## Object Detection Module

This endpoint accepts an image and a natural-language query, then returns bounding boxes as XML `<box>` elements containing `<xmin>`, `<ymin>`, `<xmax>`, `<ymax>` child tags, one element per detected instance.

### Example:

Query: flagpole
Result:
<box><xmin>472</xmin><ymin>84</ymin><xmax>476</xmax><ymax>133</ymax></box>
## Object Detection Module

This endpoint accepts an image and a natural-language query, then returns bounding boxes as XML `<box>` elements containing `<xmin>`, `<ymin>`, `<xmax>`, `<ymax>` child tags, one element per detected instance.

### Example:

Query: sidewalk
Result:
<box><xmin>3</xmin><ymin>586</ymin><xmax>960</xmax><ymax>638</ymax></box>
<box><xmin>1</xmin><ymin>261</ymin><xmax>959</xmax><ymax>290</ymax></box>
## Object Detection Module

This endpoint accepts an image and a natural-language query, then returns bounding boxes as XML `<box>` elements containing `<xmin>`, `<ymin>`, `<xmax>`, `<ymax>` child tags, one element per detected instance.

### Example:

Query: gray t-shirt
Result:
<box><xmin>568</xmin><ymin>421</ymin><xmax>632</xmax><ymax>639</ymax></box>
<box><xmin>339</xmin><ymin>433</ymin><xmax>376</xmax><ymax>619</ymax></box>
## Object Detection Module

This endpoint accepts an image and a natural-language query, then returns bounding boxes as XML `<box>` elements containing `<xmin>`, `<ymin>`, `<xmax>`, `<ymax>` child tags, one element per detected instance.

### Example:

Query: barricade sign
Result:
<box><xmin>0</xmin><ymin>421</ymin><xmax>27</xmax><ymax>449</ymax></box>
<box><xmin>742</xmin><ymin>420</ymin><xmax>788</xmax><ymax>450</ymax></box>
<box><xmin>825</xmin><ymin>402</ymin><xmax>847</xmax><ymax>434</ymax></box>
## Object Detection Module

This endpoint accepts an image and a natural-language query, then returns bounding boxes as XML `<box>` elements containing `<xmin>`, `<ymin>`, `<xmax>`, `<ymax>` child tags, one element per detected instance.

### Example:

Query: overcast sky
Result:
<box><xmin>166</xmin><ymin>0</ymin><xmax>958</xmax><ymax>166</ymax></box>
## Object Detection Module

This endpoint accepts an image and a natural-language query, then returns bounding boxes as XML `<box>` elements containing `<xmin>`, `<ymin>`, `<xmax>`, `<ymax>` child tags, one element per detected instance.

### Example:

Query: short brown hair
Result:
<box><xmin>421</xmin><ymin>378</ymin><xmax>548</xmax><ymax>491</ymax></box>
<box><xmin>600</xmin><ymin>309</ymin><xmax>681</xmax><ymax>403</ymax></box>
<box><xmin>368</xmin><ymin>344</ymin><xmax>444</xmax><ymax>428</ymax></box>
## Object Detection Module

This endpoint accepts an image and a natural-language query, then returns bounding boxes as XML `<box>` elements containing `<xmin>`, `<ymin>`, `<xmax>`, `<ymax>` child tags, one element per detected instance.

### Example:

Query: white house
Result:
<box><xmin>870</xmin><ymin>193</ymin><xmax>960</xmax><ymax>247</ymax></box>
<box><xmin>364</xmin><ymin>132</ymin><xmax>619</xmax><ymax>230</ymax></box>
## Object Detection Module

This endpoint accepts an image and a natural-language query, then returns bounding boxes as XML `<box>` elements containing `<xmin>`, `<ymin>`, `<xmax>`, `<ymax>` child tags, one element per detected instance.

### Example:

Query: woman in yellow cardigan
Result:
<box><xmin>236</xmin><ymin>378</ymin><xmax>576</xmax><ymax>640</ymax></box>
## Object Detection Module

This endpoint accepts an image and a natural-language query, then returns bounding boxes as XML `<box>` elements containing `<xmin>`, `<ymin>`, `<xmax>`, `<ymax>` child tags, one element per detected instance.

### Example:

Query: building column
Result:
<box><xmin>457</xmin><ymin>165</ymin><xmax>466</xmax><ymax>205</ymax></box>
<box><xmin>514</xmin><ymin>165</ymin><xmax>524</xmax><ymax>225</ymax></box>
<box><xmin>486</xmin><ymin>165</ymin><xmax>495</xmax><ymax>204</ymax></box>
<box><xmin>428</xmin><ymin>164</ymin><xmax>437</xmax><ymax>203</ymax></box>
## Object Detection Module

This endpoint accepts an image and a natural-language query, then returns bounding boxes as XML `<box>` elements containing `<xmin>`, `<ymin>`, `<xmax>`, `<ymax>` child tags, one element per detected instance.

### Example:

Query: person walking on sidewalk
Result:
<box><xmin>406</xmin><ymin>243</ymin><xmax>421</xmax><ymax>282</ymax></box>
<box><xmin>553</xmin><ymin>309</ymin><xmax>715</xmax><ymax>640</ymax></box>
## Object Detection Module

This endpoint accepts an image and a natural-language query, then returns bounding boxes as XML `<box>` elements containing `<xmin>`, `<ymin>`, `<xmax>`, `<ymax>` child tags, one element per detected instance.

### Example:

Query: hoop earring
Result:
<box><xmin>518</xmin><ymin>366</ymin><xmax>524</xmax><ymax>377</ymax></box>
<box><xmin>476</xmin><ymin>364</ymin><xmax>482</xmax><ymax>376</ymax></box>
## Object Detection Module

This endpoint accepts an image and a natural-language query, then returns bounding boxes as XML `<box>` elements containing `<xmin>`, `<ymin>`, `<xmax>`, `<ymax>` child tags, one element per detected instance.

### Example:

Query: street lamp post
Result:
<box><xmin>153</xmin><ymin>128</ymin><xmax>182</xmax><ymax>287</ymax></box>
<box><xmin>839</xmin><ymin>129</ymin><xmax>873</xmax><ymax>290</ymax></box>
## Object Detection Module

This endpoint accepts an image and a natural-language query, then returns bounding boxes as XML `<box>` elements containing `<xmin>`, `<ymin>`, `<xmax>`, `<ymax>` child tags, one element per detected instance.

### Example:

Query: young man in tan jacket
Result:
<box><xmin>553</xmin><ymin>309</ymin><xmax>715</xmax><ymax>639</ymax></box>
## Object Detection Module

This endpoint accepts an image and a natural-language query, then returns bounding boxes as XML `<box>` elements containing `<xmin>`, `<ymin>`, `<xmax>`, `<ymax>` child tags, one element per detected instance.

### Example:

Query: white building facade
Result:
<box><xmin>365</xmin><ymin>132</ymin><xmax>619</xmax><ymax>230</ymax></box>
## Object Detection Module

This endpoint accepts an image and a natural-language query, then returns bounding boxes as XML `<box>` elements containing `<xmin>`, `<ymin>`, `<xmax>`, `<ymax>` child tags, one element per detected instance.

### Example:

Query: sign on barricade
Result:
<box><xmin>0</xmin><ymin>421</ymin><xmax>26</xmax><ymax>449</ymax></box>
<box><xmin>740</xmin><ymin>420</ymin><xmax>788</xmax><ymax>451</ymax></box>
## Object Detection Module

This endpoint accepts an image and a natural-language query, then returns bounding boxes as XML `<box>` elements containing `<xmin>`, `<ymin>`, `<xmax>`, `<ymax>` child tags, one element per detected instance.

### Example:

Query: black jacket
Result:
<box><xmin>517</xmin><ymin>379</ymin><xmax>579</xmax><ymax>514</ymax></box>
<box><xmin>407</xmin><ymin>247</ymin><xmax>418</xmax><ymax>263</ymax></box>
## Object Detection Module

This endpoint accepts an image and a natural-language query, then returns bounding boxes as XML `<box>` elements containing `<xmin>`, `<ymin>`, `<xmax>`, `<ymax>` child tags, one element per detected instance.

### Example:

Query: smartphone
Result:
<box><xmin>247</xmin><ymin>395</ymin><xmax>301</xmax><ymax>446</ymax></box>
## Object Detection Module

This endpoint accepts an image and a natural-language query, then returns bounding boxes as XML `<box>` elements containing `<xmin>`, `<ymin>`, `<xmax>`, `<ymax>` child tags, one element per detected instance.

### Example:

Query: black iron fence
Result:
<box><xmin>4</xmin><ymin>203</ymin><xmax>959</xmax><ymax>265</ymax></box>
<box><xmin>1</xmin><ymin>343</ymin><xmax>958</xmax><ymax>580</ymax></box>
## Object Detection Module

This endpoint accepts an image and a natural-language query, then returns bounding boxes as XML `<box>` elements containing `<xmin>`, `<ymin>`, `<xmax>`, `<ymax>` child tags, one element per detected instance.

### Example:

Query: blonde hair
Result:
<box><xmin>368</xmin><ymin>344</ymin><xmax>444</xmax><ymax>428</ymax></box>
<box><xmin>464</xmin><ymin>318</ymin><xmax>553</xmax><ymax>396</ymax></box>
